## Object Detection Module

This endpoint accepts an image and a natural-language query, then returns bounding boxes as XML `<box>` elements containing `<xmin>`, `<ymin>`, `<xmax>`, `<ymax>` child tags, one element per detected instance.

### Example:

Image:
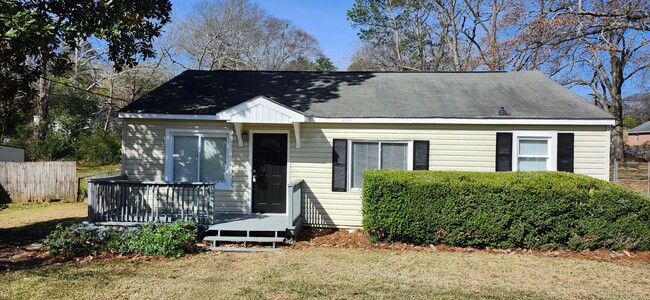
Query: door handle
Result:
<box><xmin>252</xmin><ymin>174</ymin><xmax>257</xmax><ymax>182</ymax></box>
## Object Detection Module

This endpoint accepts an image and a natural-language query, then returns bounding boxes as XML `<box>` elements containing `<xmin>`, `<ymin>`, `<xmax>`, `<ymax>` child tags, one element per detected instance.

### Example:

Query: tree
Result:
<box><xmin>315</xmin><ymin>56</ymin><xmax>337</xmax><ymax>72</ymax></box>
<box><xmin>0</xmin><ymin>0</ymin><xmax>172</xmax><ymax>139</ymax></box>
<box><xmin>283</xmin><ymin>55</ymin><xmax>337</xmax><ymax>72</ymax></box>
<box><xmin>166</xmin><ymin>0</ymin><xmax>323</xmax><ymax>71</ymax></box>
<box><xmin>623</xmin><ymin>116</ymin><xmax>638</xmax><ymax>129</ymax></box>
<box><xmin>347</xmin><ymin>0</ymin><xmax>528</xmax><ymax>71</ymax></box>
<box><xmin>521</xmin><ymin>0</ymin><xmax>650</xmax><ymax>160</ymax></box>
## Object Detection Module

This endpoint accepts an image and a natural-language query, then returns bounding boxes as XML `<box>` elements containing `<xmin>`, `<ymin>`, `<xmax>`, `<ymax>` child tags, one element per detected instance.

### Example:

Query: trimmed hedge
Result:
<box><xmin>362</xmin><ymin>170</ymin><xmax>650</xmax><ymax>251</ymax></box>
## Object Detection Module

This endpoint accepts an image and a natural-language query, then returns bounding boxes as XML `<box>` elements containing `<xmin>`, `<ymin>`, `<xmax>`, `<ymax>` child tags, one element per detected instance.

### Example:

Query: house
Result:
<box><xmin>0</xmin><ymin>145</ymin><xmax>25</xmax><ymax>162</ymax></box>
<box><xmin>626</xmin><ymin>121</ymin><xmax>650</xmax><ymax>146</ymax></box>
<box><xmin>88</xmin><ymin>70</ymin><xmax>614</xmax><ymax>244</ymax></box>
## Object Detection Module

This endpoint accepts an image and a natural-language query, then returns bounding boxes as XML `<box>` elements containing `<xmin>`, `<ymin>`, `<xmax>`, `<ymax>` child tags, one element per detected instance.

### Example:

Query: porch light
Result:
<box><xmin>242</xmin><ymin>131</ymin><xmax>249</xmax><ymax>141</ymax></box>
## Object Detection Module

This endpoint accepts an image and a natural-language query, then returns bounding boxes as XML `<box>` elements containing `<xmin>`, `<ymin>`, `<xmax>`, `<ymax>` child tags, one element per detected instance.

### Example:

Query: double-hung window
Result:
<box><xmin>513</xmin><ymin>131</ymin><xmax>556</xmax><ymax>171</ymax></box>
<box><xmin>164</xmin><ymin>129</ymin><xmax>231</xmax><ymax>189</ymax></box>
<box><xmin>349</xmin><ymin>141</ymin><xmax>412</xmax><ymax>189</ymax></box>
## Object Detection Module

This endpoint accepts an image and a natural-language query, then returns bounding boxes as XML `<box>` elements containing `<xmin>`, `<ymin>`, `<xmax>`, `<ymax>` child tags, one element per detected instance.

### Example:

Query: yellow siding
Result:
<box><xmin>122</xmin><ymin>119</ymin><xmax>610</xmax><ymax>228</ymax></box>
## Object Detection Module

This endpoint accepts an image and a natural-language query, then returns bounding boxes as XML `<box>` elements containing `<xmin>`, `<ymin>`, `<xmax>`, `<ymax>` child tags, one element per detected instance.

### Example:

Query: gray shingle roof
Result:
<box><xmin>120</xmin><ymin>70</ymin><xmax>614</xmax><ymax>120</ymax></box>
<box><xmin>629</xmin><ymin>121</ymin><xmax>650</xmax><ymax>133</ymax></box>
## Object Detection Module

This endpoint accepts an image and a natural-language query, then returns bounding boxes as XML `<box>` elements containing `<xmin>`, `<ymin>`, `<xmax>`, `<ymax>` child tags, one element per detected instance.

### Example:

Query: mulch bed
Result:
<box><xmin>3</xmin><ymin>227</ymin><xmax>649</xmax><ymax>273</ymax></box>
<box><xmin>293</xmin><ymin>228</ymin><xmax>650</xmax><ymax>263</ymax></box>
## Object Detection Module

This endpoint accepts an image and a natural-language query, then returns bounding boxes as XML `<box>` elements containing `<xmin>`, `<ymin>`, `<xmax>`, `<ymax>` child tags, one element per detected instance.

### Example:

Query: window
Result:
<box><xmin>636</xmin><ymin>135</ymin><xmax>640</xmax><ymax>142</ymax></box>
<box><xmin>165</xmin><ymin>129</ymin><xmax>231</xmax><ymax>189</ymax></box>
<box><xmin>350</xmin><ymin>141</ymin><xmax>411</xmax><ymax>189</ymax></box>
<box><xmin>512</xmin><ymin>131</ymin><xmax>556</xmax><ymax>172</ymax></box>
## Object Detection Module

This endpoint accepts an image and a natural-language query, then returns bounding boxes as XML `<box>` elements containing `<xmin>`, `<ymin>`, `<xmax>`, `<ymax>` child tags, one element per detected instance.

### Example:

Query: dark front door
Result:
<box><xmin>252</xmin><ymin>133</ymin><xmax>287</xmax><ymax>213</ymax></box>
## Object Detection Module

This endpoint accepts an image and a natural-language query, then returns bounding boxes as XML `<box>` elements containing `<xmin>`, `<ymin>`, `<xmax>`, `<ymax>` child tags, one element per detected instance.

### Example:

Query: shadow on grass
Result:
<box><xmin>0</xmin><ymin>217</ymin><xmax>85</xmax><ymax>272</ymax></box>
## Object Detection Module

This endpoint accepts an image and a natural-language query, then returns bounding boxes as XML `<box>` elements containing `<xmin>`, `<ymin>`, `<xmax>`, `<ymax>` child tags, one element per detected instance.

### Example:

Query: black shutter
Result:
<box><xmin>332</xmin><ymin>139</ymin><xmax>347</xmax><ymax>192</ymax></box>
<box><xmin>557</xmin><ymin>133</ymin><xmax>574</xmax><ymax>172</ymax></box>
<box><xmin>496</xmin><ymin>132</ymin><xmax>513</xmax><ymax>171</ymax></box>
<box><xmin>413</xmin><ymin>140</ymin><xmax>430</xmax><ymax>170</ymax></box>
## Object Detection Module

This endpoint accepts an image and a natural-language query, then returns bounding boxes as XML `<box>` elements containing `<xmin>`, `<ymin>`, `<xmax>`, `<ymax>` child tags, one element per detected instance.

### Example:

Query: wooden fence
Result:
<box><xmin>0</xmin><ymin>161</ymin><xmax>77</xmax><ymax>203</ymax></box>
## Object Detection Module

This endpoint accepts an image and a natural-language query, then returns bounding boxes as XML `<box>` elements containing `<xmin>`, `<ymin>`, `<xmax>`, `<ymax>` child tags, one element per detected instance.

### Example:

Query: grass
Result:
<box><xmin>76</xmin><ymin>163</ymin><xmax>121</xmax><ymax>179</ymax></box>
<box><xmin>1</xmin><ymin>247</ymin><xmax>650</xmax><ymax>299</ymax></box>
<box><xmin>0</xmin><ymin>202</ymin><xmax>86</xmax><ymax>230</ymax></box>
<box><xmin>76</xmin><ymin>163</ymin><xmax>121</xmax><ymax>201</ymax></box>
<box><xmin>1</xmin><ymin>203</ymin><xmax>650</xmax><ymax>299</ymax></box>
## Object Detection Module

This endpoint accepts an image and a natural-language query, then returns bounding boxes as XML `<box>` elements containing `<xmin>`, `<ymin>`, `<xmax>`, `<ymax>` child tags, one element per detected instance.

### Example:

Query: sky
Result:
<box><xmin>170</xmin><ymin>0</ymin><xmax>360</xmax><ymax>70</ymax></box>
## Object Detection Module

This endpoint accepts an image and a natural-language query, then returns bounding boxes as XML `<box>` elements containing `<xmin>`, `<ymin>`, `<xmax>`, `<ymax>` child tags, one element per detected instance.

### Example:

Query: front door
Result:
<box><xmin>252</xmin><ymin>133</ymin><xmax>287</xmax><ymax>213</ymax></box>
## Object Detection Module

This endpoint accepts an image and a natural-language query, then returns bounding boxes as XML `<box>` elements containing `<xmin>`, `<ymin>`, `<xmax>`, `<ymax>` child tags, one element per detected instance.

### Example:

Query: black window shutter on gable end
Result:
<box><xmin>557</xmin><ymin>133</ymin><xmax>574</xmax><ymax>172</ymax></box>
<box><xmin>496</xmin><ymin>132</ymin><xmax>513</xmax><ymax>171</ymax></box>
<box><xmin>332</xmin><ymin>139</ymin><xmax>347</xmax><ymax>192</ymax></box>
<box><xmin>413</xmin><ymin>140</ymin><xmax>430</xmax><ymax>170</ymax></box>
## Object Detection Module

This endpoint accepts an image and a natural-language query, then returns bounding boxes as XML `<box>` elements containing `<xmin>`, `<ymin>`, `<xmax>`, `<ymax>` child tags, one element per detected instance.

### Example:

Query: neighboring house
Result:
<box><xmin>88</xmin><ymin>70</ymin><xmax>613</xmax><ymax>242</ymax></box>
<box><xmin>0</xmin><ymin>145</ymin><xmax>25</xmax><ymax>162</ymax></box>
<box><xmin>626</xmin><ymin>121</ymin><xmax>650</xmax><ymax>146</ymax></box>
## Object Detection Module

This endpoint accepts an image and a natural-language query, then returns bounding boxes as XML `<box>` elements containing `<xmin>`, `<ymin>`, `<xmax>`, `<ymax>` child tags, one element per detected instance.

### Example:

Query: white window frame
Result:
<box><xmin>164</xmin><ymin>128</ymin><xmax>232</xmax><ymax>190</ymax></box>
<box><xmin>512</xmin><ymin>131</ymin><xmax>557</xmax><ymax>172</ymax></box>
<box><xmin>347</xmin><ymin>140</ymin><xmax>413</xmax><ymax>191</ymax></box>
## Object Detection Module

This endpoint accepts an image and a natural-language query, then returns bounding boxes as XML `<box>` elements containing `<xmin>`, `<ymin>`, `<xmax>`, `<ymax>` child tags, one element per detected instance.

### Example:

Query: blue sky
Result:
<box><xmin>170</xmin><ymin>0</ymin><xmax>360</xmax><ymax>70</ymax></box>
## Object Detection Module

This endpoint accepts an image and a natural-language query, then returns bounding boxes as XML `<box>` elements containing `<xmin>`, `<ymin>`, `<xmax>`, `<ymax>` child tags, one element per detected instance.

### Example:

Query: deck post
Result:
<box><xmin>87</xmin><ymin>181</ymin><xmax>94</xmax><ymax>223</ymax></box>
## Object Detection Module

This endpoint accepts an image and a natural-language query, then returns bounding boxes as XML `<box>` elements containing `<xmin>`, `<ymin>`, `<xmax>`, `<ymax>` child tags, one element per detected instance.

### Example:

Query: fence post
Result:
<box><xmin>613</xmin><ymin>160</ymin><xmax>618</xmax><ymax>184</ymax></box>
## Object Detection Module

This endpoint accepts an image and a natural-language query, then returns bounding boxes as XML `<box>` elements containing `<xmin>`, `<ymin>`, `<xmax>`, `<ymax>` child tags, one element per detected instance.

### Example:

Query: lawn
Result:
<box><xmin>1</xmin><ymin>203</ymin><xmax>650</xmax><ymax>300</ymax></box>
<box><xmin>77</xmin><ymin>163</ymin><xmax>121</xmax><ymax>201</ymax></box>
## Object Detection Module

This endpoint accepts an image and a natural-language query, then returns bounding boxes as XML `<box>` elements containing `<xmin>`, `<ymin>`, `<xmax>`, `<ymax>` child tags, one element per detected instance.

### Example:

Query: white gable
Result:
<box><xmin>216</xmin><ymin>96</ymin><xmax>306</xmax><ymax>124</ymax></box>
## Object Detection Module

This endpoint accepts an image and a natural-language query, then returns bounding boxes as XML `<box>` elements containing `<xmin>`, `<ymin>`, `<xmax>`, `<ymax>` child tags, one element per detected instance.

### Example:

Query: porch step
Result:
<box><xmin>207</xmin><ymin>246</ymin><xmax>281</xmax><ymax>252</ymax></box>
<box><xmin>203</xmin><ymin>236</ymin><xmax>286</xmax><ymax>243</ymax></box>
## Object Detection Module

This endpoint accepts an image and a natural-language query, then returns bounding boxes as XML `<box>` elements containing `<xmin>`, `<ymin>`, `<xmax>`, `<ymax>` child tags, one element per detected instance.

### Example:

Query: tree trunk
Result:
<box><xmin>609</xmin><ymin>53</ymin><xmax>625</xmax><ymax>161</ymax></box>
<box><xmin>36</xmin><ymin>58</ymin><xmax>50</xmax><ymax>140</ymax></box>
<box><xmin>103</xmin><ymin>79</ymin><xmax>114</xmax><ymax>132</ymax></box>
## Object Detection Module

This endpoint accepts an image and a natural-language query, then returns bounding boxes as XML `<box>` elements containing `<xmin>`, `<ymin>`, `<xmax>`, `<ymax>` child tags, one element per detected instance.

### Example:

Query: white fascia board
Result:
<box><xmin>119</xmin><ymin>112</ymin><xmax>221</xmax><ymax>120</ymax></box>
<box><xmin>119</xmin><ymin>111</ymin><xmax>614</xmax><ymax>126</ymax></box>
<box><xmin>308</xmin><ymin>117</ymin><xmax>615</xmax><ymax>126</ymax></box>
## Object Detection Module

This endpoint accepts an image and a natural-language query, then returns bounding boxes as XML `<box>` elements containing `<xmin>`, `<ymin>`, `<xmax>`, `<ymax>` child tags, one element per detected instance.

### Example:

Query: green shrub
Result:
<box><xmin>44</xmin><ymin>220</ymin><xmax>198</xmax><ymax>258</ymax></box>
<box><xmin>43</xmin><ymin>224</ymin><xmax>116</xmax><ymax>257</ymax></box>
<box><xmin>75</xmin><ymin>124</ymin><xmax>121</xmax><ymax>165</ymax></box>
<box><xmin>109</xmin><ymin>220</ymin><xmax>198</xmax><ymax>258</ymax></box>
<box><xmin>362</xmin><ymin>171</ymin><xmax>650</xmax><ymax>251</ymax></box>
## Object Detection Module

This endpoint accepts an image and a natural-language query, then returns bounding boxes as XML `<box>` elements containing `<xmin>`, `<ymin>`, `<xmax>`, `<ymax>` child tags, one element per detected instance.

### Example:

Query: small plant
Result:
<box><xmin>43</xmin><ymin>224</ymin><xmax>116</xmax><ymax>257</ymax></box>
<box><xmin>108</xmin><ymin>220</ymin><xmax>199</xmax><ymax>258</ymax></box>
<box><xmin>45</xmin><ymin>220</ymin><xmax>199</xmax><ymax>258</ymax></box>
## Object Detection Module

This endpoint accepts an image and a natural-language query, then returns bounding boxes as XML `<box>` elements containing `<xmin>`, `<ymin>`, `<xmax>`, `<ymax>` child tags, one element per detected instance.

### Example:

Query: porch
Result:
<box><xmin>87</xmin><ymin>175</ymin><xmax>304</xmax><ymax>244</ymax></box>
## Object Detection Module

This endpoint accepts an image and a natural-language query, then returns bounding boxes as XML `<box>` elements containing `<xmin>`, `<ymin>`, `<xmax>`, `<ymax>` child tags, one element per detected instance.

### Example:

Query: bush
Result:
<box><xmin>75</xmin><ymin>124</ymin><xmax>121</xmax><ymax>165</ymax></box>
<box><xmin>44</xmin><ymin>220</ymin><xmax>198</xmax><ymax>258</ymax></box>
<box><xmin>362</xmin><ymin>171</ymin><xmax>650</xmax><ymax>251</ymax></box>
<box><xmin>43</xmin><ymin>224</ymin><xmax>116</xmax><ymax>257</ymax></box>
<box><xmin>109</xmin><ymin>221</ymin><xmax>198</xmax><ymax>258</ymax></box>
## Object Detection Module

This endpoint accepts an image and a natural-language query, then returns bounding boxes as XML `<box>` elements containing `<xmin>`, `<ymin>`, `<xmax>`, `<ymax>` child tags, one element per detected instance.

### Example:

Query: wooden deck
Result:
<box><xmin>209</xmin><ymin>214</ymin><xmax>296</xmax><ymax>232</ymax></box>
<box><xmin>87</xmin><ymin>175</ymin><xmax>305</xmax><ymax>246</ymax></box>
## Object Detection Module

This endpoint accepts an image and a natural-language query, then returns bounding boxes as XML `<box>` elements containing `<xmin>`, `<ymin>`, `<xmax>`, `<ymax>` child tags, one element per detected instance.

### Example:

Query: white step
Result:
<box><xmin>203</xmin><ymin>236</ymin><xmax>285</xmax><ymax>243</ymax></box>
<box><xmin>207</xmin><ymin>246</ymin><xmax>281</xmax><ymax>252</ymax></box>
